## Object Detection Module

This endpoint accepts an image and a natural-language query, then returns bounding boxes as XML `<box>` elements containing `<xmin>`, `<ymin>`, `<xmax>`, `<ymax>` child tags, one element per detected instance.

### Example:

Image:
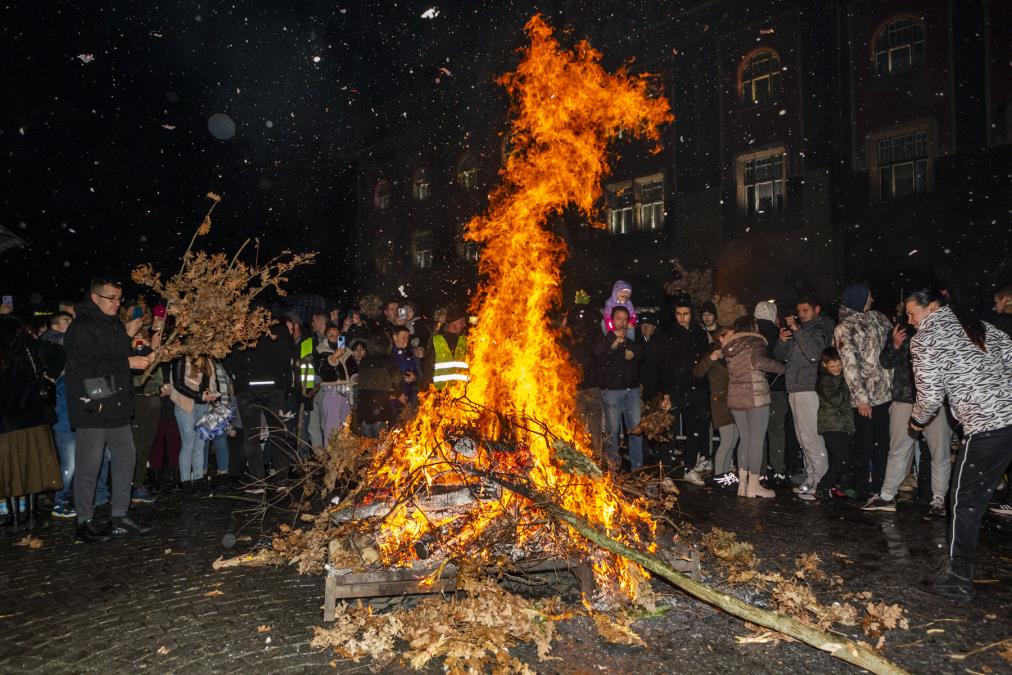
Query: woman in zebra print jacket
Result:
<box><xmin>906</xmin><ymin>287</ymin><xmax>1012</xmax><ymax>600</ymax></box>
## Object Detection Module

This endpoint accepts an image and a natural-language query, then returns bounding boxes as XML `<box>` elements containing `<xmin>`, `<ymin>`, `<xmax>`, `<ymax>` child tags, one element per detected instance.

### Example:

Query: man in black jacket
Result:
<box><xmin>660</xmin><ymin>298</ymin><xmax>711</xmax><ymax>483</ymax></box>
<box><xmin>230</xmin><ymin>324</ymin><xmax>294</xmax><ymax>491</ymax></box>
<box><xmin>64</xmin><ymin>277</ymin><xmax>152</xmax><ymax>541</ymax></box>
<box><xmin>593</xmin><ymin>306</ymin><xmax>643</xmax><ymax>471</ymax></box>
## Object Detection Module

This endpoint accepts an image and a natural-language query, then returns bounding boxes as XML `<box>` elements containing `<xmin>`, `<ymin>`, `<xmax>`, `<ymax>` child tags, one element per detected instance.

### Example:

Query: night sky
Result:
<box><xmin>2</xmin><ymin>1</ymin><xmax>549</xmax><ymax>307</ymax></box>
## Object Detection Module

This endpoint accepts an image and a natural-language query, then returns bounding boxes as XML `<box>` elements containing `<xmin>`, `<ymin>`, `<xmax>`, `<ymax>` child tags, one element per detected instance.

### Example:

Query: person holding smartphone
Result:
<box><xmin>314</xmin><ymin>325</ymin><xmax>357</xmax><ymax>443</ymax></box>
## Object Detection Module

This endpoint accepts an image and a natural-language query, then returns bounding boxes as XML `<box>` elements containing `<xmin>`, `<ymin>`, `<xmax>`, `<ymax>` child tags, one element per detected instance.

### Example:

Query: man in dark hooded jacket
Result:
<box><xmin>660</xmin><ymin>296</ymin><xmax>710</xmax><ymax>482</ymax></box>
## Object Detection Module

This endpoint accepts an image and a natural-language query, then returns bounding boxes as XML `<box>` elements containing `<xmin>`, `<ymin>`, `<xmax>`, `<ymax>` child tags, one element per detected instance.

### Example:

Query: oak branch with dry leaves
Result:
<box><xmin>131</xmin><ymin>193</ymin><xmax>317</xmax><ymax>382</ymax></box>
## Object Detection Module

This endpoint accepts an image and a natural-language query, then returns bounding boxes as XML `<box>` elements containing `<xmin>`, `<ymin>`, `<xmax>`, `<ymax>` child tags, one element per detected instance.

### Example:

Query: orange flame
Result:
<box><xmin>368</xmin><ymin>15</ymin><xmax>672</xmax><ymax>602</ymax></box>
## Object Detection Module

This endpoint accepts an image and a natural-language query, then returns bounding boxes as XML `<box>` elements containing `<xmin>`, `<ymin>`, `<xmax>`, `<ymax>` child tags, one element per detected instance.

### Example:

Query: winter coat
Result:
<box><xmin>910</xmin><ymin>306</ymin><xmax>1012</xmax><ymax>435</ymax></box>
<box><xmin>356</xmin><ymin>353</ymin><xmax>403</xmax><ymax>425</ymax></box>
<box><xmin>659</xmin><ymin>322</ymin><xmax>710</xmax><ymax>405</ymax></box>
<box><xmin>773</xmin><ymin>314</ymin><xmax>835</xmax><ymax>393</ymax></box>
<box><xmin>0</xmin><ymin>342</ymin><xmax>57</xmax><ymax>433</ymax></box>
<box><xmin>638</xmin><ymin>332</ymin><xmax>663</xmax><ymax>402</ymax></box>
<box><xmin>64</xmin><ymin>300</ymin><xmax>135</xmax><ymax>429</ymax></box>
<box><xmin>816</xmin><ymin>371</ymin><xmax>855</xmax><ymax>434</ymax></box>
<box><xmin>878</xmin><ymin>335</ymin><xmax>915</xmax><ymax>404</ymax></box>
<box><xmin>756</xmin><ymin>318</ymin><xmax>786</xmax><ymax>392</ymax></box>
<box><xmin>692</xmin><ymin>344</ymin><xmax>733</xmax><ymax>427</ymax></box>
<box><xmin>602</xmin><ymin>280</ymin><xmax>637</xmax><ymax>333</ymax></box>
<box><xmin>315</xmin><ymin>342</ymin><xmax>356</xmax><ymax>385</ymax></box>
<box><xmin>169</xmin><ymin>357</ymin><xmax>213</xmax><ymax>413</ymax></box>
<box><xmin>230</xmin><ymin>330</ymin><xmax>294</xmax><ymax>395</ymax></box>
<box><xmin>592</xmin><ymin>330</ymin><xmax>643</xmax><ymax>391</ymax></box>
<box><xmin>722</xmin><ymin>332</ymin><xmax>786</xmax><ymax>410</ymax></box>
<box><xmin>833</xmin><ymin>306</ymin><xmax>892</xmax><ymax>407</ymax></box>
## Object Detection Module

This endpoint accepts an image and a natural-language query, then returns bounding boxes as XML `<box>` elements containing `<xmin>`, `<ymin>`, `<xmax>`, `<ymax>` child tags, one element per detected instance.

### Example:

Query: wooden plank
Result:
<box><xmin>324</xmin><ymin>573</ymin><xmax>337</xmax><ymax>621</ymax></box>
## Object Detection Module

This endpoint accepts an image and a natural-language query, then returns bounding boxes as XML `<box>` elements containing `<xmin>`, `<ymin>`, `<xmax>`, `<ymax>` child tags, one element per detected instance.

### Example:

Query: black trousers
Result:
<box><xmin>130</xmin><ymin>394</ymin><xmax>162</xmax><ymax>486</ymax></box>
<box><xmin>670</xmin><ymin>401</ymin><xmax>710</xmax><ymax>470</ymax></box>
<box><xmin>950</xmin><ymin>424</ymin><xmax>1012</xmax><ymax>566</ymax></box>
<box><xmin>852</xmin><ymin>402</ymin><xmax>890</xmax><ymax>497</ymax></box>
<box><xmin>235</xmin><ymin>389</ymin><xmax>288</xmax><ymax>481</ymax></box>
<box><xmin>817</xmin><ymin>431</ymin><xmax>853</xmax><ymax>492</ymax></box>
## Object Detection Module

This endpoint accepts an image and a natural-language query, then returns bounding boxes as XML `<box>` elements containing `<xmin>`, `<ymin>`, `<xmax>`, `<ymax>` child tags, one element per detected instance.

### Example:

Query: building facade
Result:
<box><xmin>353</xmin><ymin>0</ymin><xmax>1011</xmax><ymax>313</ymax></box>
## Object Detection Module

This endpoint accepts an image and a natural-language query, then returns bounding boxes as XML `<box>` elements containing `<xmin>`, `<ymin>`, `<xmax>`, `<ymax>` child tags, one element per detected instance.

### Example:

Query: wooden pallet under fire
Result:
<box><xmin>323</xmin><ymin>550</ymin><xmax>701</xmax><ymax>621</ymax></box>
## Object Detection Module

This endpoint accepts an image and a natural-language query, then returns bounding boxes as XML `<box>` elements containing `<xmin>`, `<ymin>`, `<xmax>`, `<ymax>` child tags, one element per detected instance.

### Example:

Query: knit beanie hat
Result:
<box><xmin>841</xmin><ymin>284</ymin><xmax>870</xmax><ymax>312</ymax></box>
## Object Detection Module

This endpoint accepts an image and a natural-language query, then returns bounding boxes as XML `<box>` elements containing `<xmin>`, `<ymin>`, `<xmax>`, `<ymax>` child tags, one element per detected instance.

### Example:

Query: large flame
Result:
<box><xmin>367</xmin><ymin>15</ymin><xmax>672</xmax><ymax>602</ymax></box>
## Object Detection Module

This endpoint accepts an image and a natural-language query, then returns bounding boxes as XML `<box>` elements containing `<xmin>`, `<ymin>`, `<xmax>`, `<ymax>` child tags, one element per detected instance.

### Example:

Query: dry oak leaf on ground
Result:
<box><xmin>861</xmin><ymin>602</ymin><xmax>909</xmax><ymax>638</ymax></box>
<box><xmin>15</xmin><ymin>535</ymin><xmax>42</xmax><ymax>549</ymax></box>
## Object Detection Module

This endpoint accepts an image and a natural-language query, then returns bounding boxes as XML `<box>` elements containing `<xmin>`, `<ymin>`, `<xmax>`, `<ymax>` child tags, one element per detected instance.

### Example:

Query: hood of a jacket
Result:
<box><xmin>754</xmin><ymin>300</ymin><xmax>778</xmax><ymax>323</ymax></box>
<box><xmin>75</xmin><ymin>299</ymin><xmax>120</xmax><ymax>325</ymax></box>
<box><xmin>723</xmin><ymin>332</ymin><xmax>767</xmax><ymax>357</ymax></box>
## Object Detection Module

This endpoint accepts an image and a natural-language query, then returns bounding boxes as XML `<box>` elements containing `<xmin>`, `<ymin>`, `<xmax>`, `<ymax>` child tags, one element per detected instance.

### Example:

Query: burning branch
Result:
<box><xmin>131</xmin><ymin>194</ymin><xmax>316</xmax><ymax>381</ymax></box>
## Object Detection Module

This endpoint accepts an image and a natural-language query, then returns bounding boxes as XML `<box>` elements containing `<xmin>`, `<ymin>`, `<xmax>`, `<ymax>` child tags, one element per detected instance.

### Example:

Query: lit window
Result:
<box><xmin>635</xmin><ymin>177</ymin><xmax>664</xmax><ymax>230</ymax></box>
<box><xmin>741</xmin><ymin>152</ymin><xmax>786</xmax><ymax>215</ymax></box>
<box><xmin>373</xmin><ymin>179</ymin><xmax>391</xmax><ymax>210</ymax></box>
<box><xmin>874</xmin><ymin>18</ymin><xmax>925</xmax><ymax>78</ymax></box>
<box><xmin>740</xmin><ymin>50</ymin><xmax>781</xmax><ymax>104</ymax></box>
<box><xmin>412</xmin><ymin>231</ymin><xmax>433</xmax><ymax>269</ymax></box>
<box><xmin>877</xmin><ymin>131</ymin><xmax>928</xmax><ymax>199</ymax></box>
<box><xmin>456</xmin><ymin>154</ymin><xmax>479</xmax><ymax>189</ymax></box>
<box><xmin>606</xmin><ymin>183</ymin><xmax>634</xmax><ymax>234</ymax></box>
<box><xmin>412</xmin><ymin>167</ymin><xmax>431</xmax><ymax>201</ymax></box>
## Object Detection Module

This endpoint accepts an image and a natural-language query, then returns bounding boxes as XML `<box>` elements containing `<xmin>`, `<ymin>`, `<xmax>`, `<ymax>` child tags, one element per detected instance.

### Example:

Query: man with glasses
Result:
<box><xmin>64</xmin><ymin>277</ymin><xmax>153</xmax><ymax>542</ymax></box>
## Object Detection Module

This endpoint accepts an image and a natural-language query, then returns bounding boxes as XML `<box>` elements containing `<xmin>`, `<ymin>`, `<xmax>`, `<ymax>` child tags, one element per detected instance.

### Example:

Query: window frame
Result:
<box><xmin>605</xmin><ymin>181</ymin><xmax>635</xmax><ymax>234</ymax></box>
<box><xmin>412</xmin><ymin>230</ymin><xmax>434</xmax><ymax>269</ymax></box>
<box><xmin>634</xmin><ymin>174</ymin><xmax>665</xmax><ymax>231</ymax></box>
<box><xmin>373</xmin><ymin>179</ymin><xmax>392</xmax><ymax>211</ymax></box>
<box><xmin>869</xmin><ymin>124</ymin><xmax>933</xmax><ymax>201</ymax></box>
<box><xmin>456</xmin><ymin>153</ymin><xmax>479</xmax><ymax>189</ymax></box>
<box><xmin>735</xmin><ymin>147</ymin><xmax>788</xmax><ymax>216</ymax></box>
<box><xmin>738</xmin><ymin>48</ymin><xmax>782</xmax><ymax>105</ymax></box>
<box><xmin>412</xmin><ymin>167</ymin><xmax>432</xmax><ymax>201</ymax></box>
<box><xmin>872</xmin><ymin>16</ymin><xmax>926</xmax><ymax>78</ymax></box>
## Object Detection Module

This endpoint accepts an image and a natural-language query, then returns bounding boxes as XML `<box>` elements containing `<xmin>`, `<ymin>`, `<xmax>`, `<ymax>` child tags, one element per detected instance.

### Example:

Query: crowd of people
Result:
<box><xmin>1</xmin><ymin>274</ymin><xmax>1011</xmax><ymax>600</ymax></box>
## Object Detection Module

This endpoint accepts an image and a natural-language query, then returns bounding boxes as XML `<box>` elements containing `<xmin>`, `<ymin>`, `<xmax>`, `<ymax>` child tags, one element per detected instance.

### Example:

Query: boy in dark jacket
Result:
<box><xmin>811</xmin><ymin>348</ymin><xmax>854</xmax><ymax>501</ymax></box>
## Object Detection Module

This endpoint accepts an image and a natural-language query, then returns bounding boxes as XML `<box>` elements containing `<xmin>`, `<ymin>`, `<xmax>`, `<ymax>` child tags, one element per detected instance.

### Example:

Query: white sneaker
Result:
<box><xmin>683</xmin><ymin>470</ymin><xmax>705</xmax><ymax>486</ymax></box>
<box><xmin>698</xmin><ymin>458</ymin><xmax>713</xmax><ymax>473</ymax></box>
<box><xmin>713</xmin><ymin>472</ymin><xmax>740</xmax><ymax>489</ymax></box>
<box><xmin>794</xmin><ymin>483</ymin><xmax>815</xmax><ymax>496</ymax></box>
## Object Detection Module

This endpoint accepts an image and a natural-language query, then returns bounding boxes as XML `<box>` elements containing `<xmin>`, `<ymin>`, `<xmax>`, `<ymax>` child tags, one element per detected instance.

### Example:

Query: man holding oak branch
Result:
<box><xmin>64</xmin><ymin>277</ymin><xmax>153</xmax><ymax>542</ymax></box>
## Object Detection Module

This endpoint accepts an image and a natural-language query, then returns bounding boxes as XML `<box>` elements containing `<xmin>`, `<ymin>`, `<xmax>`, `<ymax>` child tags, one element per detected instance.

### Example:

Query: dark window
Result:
<box><xmin>878</xmin><ymin>131</ymin><xmax>928</xmax><ymax>199</ymax></box>
<box><xmin>456</xmin><ymin>154</ymin><xmax>479</xmax><ymax>189</ymax></box>
<box><xmin>874</xmin><ymin>18</ymin><xmax>925</xmax><ymax>78</ymax></box>
<box><xmin>740</xmin><ymin>50</ymin><xmax>781</xmax><ymax>104</ymax></box>
<box><xmin>412</xmin><ymin>231</ymin><xmax>433</xmax><ymax>269</ymax></box>
<box><xmin>373</xmin><ymin>179</ymin><xmax>391</xmax><ymax>210</ymax></box>
<box><xmin>743</xmin><ymin>153</ymin><xmax>786</xmax><ymax>214</ymax></box>
<box><xmin>412</xmin><ymin>168</ymin><xmax>431</xmax><ymax>201</ymax></box>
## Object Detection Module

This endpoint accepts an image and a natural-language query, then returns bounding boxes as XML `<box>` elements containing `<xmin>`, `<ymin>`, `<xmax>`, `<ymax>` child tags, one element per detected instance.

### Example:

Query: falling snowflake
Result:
<box><xmin>421</xmin><ymin>7</ymin><xmax>439</xmax><ymax>19</ymax></box>
<box><xmin>77</xmin><ymin>53</ymin><xmax>95</xmax><ymax>64</ymax></box>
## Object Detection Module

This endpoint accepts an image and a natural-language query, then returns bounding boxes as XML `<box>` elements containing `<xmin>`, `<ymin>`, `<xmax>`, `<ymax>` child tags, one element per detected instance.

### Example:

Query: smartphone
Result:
<box><xmin>1</xmin><ymin>295</ymin><xmax>11</xmax><ymax>306</ymax></box>
<box><xmin>337</xmin><ymin>335</ymin><xmax>346</xmax><ymax>349</ymax></box>
<box><xmin>130</xmin><ymin>306</ymin><xmax>144</xmax><ymax>320</ymax></box>
<box><xmin>397</xmin><ymin>307</ymin><xmax>407</xmax><ymax>320</ymax></box>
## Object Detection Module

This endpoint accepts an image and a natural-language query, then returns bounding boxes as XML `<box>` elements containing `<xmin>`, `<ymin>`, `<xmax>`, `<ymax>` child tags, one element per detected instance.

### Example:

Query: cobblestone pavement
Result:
<box><xmin>1</xmin><ymin>484</ymin><xmax>1010</xmax><ymax>673</ymax></box>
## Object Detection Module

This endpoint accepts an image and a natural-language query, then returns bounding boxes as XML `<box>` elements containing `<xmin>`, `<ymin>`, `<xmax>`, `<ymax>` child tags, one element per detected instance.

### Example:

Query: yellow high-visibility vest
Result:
<box><xmin>299</xmin><ymin>337</ymin><xmax>316</xmax><ymax>391</ymax></box>
<box><xmin>432</xmin><ymin>333</ymin><xmax>468</xmax><ymax>390</ymax></box>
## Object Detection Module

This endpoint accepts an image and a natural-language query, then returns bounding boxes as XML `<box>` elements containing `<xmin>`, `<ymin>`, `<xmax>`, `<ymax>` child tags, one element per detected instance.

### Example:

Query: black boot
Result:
<box><xmin>109</xmin><ymin>516</ymin><xmax>153</xmax><ymax>536</ymax></box>
<box><xmin>925</xmin><ymin>556</ymin><xmax>973</xmax><ymax>600</ymax></box>
<box><xmin>76</xmin><ymin>518</ymin><xmax>111</xmax><ymax>543</ymax></box>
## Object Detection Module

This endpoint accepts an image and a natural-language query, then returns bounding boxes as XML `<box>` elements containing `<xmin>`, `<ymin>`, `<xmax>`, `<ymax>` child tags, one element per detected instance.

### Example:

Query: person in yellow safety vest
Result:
<box><xmin>421</xmin><ymin>303</ymin><xmax>469</xmax><ymax>390</ymax></box>
<box><xmin>298</xmin><ymin>336</ymin><xmax>318</xmax><ymax>396</ymax></box>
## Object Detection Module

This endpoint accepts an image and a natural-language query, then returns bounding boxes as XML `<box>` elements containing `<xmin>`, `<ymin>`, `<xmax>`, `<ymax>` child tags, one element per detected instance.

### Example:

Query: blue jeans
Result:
<box><xmin>209</xmin><ymin>434</ymin><xmax>229</xmax><ymax>474</ymax></box>
<box><xmin>175</xmin><ymin>403</ymin><xmax>209</xmax><ymax>482</ymax></box>
<box><xmin>53</xmin><ymin>429</ymin><xmax>76</xmax><ymax>505</ymax></box>
<box><xmin>602</xmin><ymin>388</ymin><xmax>643</xmax><ymax>469</ymax></box>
